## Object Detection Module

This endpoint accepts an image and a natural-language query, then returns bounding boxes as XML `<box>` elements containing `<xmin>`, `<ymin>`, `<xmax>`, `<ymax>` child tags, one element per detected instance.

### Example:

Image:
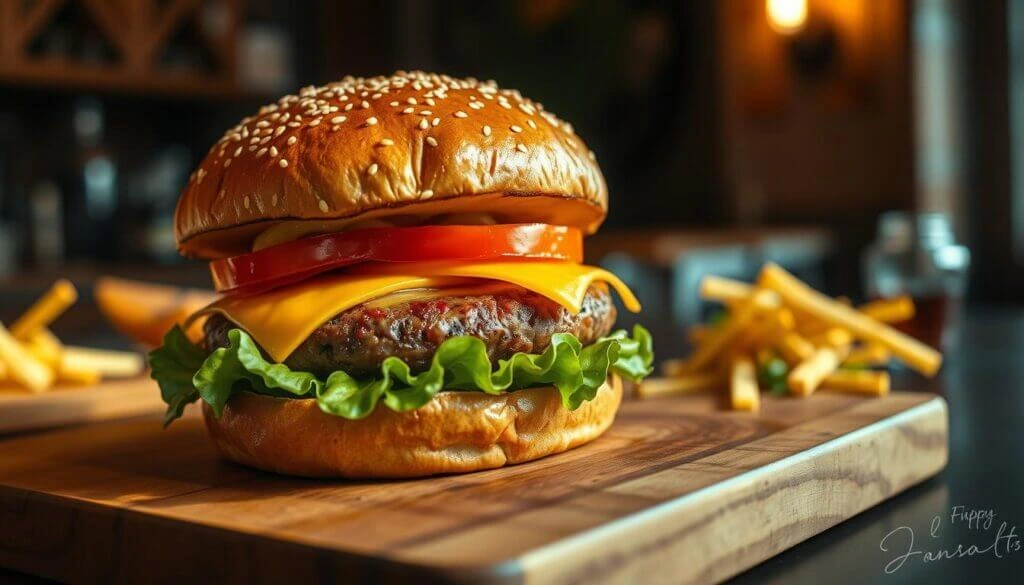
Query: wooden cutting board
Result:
<box><xmin>0</xmin><ymin>390</ymin><xmax>947</xmax><ymax>585</ymax></box>
<box><xmin>0</xmin><ymin>377</ymin><xmax>166</xmax><ymax>434</ymax></box>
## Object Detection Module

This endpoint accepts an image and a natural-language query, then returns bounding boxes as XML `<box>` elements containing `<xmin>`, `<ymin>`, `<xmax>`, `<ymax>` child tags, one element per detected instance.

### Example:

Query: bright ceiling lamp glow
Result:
<box><xmin>766</xmin><ymin>0</ymin><xmax>808</xmax><ymax>34</ymax></box>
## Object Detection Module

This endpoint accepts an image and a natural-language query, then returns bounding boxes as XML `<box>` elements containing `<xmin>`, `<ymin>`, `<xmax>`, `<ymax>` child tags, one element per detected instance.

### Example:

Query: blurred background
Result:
<box><xmin>0</xmin><ymin>0</ymin><xmax>1018</xmax><ymax>356</ymax></box>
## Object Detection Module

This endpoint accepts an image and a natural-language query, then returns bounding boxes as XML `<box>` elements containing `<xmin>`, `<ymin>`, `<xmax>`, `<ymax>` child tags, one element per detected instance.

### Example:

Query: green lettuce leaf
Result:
<box><xmin>150</xmin><ymin>324</ymin><xmax>654</xmax><ymax>425</ymax></box>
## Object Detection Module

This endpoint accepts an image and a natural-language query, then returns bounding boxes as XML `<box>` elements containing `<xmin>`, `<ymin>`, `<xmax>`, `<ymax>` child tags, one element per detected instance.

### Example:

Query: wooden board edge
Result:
<box><xmin>515</xmin><ymin>394</ymin><xmax>949</xmax><ymax>585</ymax></box>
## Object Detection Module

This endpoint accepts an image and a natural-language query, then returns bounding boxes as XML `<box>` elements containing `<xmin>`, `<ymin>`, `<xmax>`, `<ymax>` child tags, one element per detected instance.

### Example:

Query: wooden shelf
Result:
<box><xmin>0</xmin><ymin>0</ymin><xmax>248</xmax><ymax>100</ymax></box>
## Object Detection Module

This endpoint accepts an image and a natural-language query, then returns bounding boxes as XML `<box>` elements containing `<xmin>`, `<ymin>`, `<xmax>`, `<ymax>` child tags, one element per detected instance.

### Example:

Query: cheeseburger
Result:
<box><xmin>151</xmin><ymin>71</ymin><xmax>653</xmax><ymax>478</ymax></box>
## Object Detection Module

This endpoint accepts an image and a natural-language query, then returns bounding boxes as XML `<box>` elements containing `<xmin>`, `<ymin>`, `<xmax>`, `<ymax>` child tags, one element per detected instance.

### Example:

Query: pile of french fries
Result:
<box><xmin>637</xmin><ymin>263</ymin><xmax>943</xmax><ymax>411</ymax></box>
<box><xmin>0</xmin><ymin>280</ymin><xmax>144</xmax><ymax>393</ymax></box>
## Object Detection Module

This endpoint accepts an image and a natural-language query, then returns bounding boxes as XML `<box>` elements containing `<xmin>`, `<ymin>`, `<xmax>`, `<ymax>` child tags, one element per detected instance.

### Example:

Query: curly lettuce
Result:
<box><xmin>151</xmin><ymin>325</ymin><xmax>653</xmax><ymax>426</ymax></box>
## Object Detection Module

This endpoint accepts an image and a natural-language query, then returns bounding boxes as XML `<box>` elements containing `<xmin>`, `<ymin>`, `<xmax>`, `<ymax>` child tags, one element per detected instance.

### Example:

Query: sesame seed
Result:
<box><xmin>454</xmin><ymin>111</ymin><xmax>468</xmax><ymax>118</ymax></box>
<box><xmin>344</xmin><ymin>103</ymin><xmax>354</xmax><ymax>111</ymax></box>
<box><xmin>426</xmin><ymin>136</ymin><xmax>438</xmax><ymax>147</ymax></box>
<box><xmin>308</xmin><ymin>118</ymin><xmax>321</xmax><ymax>127</ymax></box>
<box><xmin>588</xmin><ymin>150</ymin><xmax>596</xmax><ymax>161</ymax></box>
<box><xmin>371</xmin><ymin>92</ymin><xmax>382</xmax><ymax>99</ymax></box>
<box><xmin>361</xmin><ymin>100</ymin><xmax>370</xmax><ymax>109</ymax></box>
<box><xmin>269</xmin><ymin>146</ymin><xmax>279</xmax><ymax>157</ymax></box>
<box><xmin>256</xmin><ymin>147</ymin><xmax>268</xmax><ymax>157</ymax></box>
<box><xmin>432</xmin><ymin>117</ymin><xmax>440</xmax><ymax>126</ymax></box>
<box><xmin>378</xmin><ymin>138</ymin><xmax>394</xmax><ymax>147</ymax></box>
<box><xmin>331</xmin><ymin>115</ymin><xmax>347</xmax><ymax>124</ymax></box>
<box><xmin>419</xmin><ymin>110</ymin><xmax>432</xmax><ymax>116</ymax></box>
<box><xmin>318</xmin><ymin>199</ymin><xmax>329</xmax><ymax>212</ymax></box>
<box><xmin>365</xmin><ymin>117</ymin><xmax>379</xmax><ymax>126</ymax></box>
<box><xmin>421</xmin><ymin>189</ymin><xmax>434</xmax><ymax>199</ymax></box>
<box><xmin>224</xmin><ymin>159</ymin><xmax>232</xmax><ymax>168</ymax></box>
<box><xmin>218</xmin><ymin>189</ymin><xmax>226</xmax><ymax>199</ymax></box>
<box><xmin>279</xmin><ymin>159</ymin><xmax>289</xmax><ymax>168</ymax></box>
<box><xmin>407</xmin><ymin>97</ymin><xmax>417</xmax><ymax>105</ymax></box>
<box><xmin>288</xmin><ymin>121</ymin><xmax>301</xmax><ymax>128</ymax></box>
<box><xmin>516</xmin><ymin>144</ymin><xmax>528</xmax><ymax>153</ymax></box>
<box><xmin>389</xmin><ymin>101</ymin><xmax>399</xmax><ymax>107</ymax></box>
<box><xmin>510</xmin><ymin>125</ymin><xmax>523</xmax><ymax>133</ymax></box>
<box><xmin>482</xmin><ymin>125</ymin><xmax>491</xmax><ymax>136</ymax></box>
<box><xmin>528</xmin><ymin>119</ymin><xmax>537</xmax><ymax>129</ymax></box>
<box><xmin>274</xmin><ymin>126</ymin><xmax>286</xmax><ymax>137</ymax></box>
<box><xmin>234</xmin><ymin>146</ymin><xmax>243</xmax><ymax>157</ymax></box>
<box><xmin>425</xmin><ymin>98</ymin><xmax>436</xmax><ymax>106</ymax></box>
<box><xmin>272</xmin><ymin>193</ymin><xmax>279</xmax><ymax>206</ymax></box>
<box><xmin>368</xmin><ymin>163</ymin><xmax>379</xmax><ymax>175</ymax></box>
<box><xmin>244</xmin><ymin>195</ymin><xmax>251</xmax><ymax>209</ymax></box>
<box><xmin>287</xmin><ymin>136</ymin><xmax>297</xmax><ymax>146</ymax></box>
<box><xmin>260</xmin><ymin>136</ymin><xmax>272</xmax><ymax>144</ymax></box>
<box><xmin>418</xmin><ymin>118</ymin><xmax>429</xmax><ymax>130</ymax></box>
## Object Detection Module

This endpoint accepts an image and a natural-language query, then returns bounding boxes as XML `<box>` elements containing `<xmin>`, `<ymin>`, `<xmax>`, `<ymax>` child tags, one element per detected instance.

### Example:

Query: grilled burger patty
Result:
<box><xmin>203</xmin><ymin>284</ymin><xmax>617</xmax><ymax>378</ymax></box>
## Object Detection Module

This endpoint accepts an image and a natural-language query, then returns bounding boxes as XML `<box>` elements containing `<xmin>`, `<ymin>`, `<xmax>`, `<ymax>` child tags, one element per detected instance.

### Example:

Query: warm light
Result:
<box><xmin>766</xmin><ymin>0</ymin><xmax>808</xmax><ymax>34</ymax></box>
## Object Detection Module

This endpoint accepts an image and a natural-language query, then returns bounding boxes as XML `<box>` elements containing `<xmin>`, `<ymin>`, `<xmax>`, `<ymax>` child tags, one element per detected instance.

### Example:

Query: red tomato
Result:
<box><xmin>210</xmin><ymin>224</ymin><xmax>583</xmax><ymax>295</ymax></box>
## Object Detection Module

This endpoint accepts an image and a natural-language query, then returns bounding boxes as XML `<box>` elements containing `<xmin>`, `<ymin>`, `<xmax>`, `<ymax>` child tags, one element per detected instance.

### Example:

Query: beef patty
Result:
<box><xmin>203</xmin><ymin>284</ymin><xmax>617</xmax><ymax>378</ymax></box>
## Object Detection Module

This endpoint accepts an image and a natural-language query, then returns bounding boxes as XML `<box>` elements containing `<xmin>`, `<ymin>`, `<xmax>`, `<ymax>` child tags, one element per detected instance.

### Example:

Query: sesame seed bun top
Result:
<box><xmin>174</xmin><ymin>71</ymin><xmax>608</xmax><ymax>258</ymax></box>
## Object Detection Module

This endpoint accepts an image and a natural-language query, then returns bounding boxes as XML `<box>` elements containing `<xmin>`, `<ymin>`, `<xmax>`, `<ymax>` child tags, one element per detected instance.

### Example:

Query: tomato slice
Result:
<box><xmin>210</xmin><ymin>224</ymin><xmax>583</xmax><ymax>295</ymax></box>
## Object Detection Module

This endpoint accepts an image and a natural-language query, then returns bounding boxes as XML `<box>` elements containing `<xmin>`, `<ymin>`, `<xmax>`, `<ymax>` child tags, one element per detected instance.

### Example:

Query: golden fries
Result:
<box><xmin>821</xmin><ymin>370</ymin><xmax>891</xmax><ymax>396</ymax></box>
<box><xmin>700</xmin><ymin>276</ymin><xmax>754</xmax><ymax>304</ymax></box>
<box><xmin>843</xmin><ymin>344</ymin><xmax>891</xmax><ymax>367</ymax></box>
<box><xmin>0</xmin><ymin>323</ymin><xmax>55</xmax><ymax>393</ymax></box>
<box><xmin>9</xmin><ymin>280</ymin><xmax>77</xmax><ymax>339</ymax></box>
<box><xmin>775</xmin><ymin>331</ymin><xmax>815</xmax><ymax>364</ymax></box>
<box><xmin>858</xmin><ymin>296</ymin><xmax>915</xmax><ymax>324</ymax></box>
<box><xmin>0</xmin><ymin>280</ymin><xmax>146</xmax><ymax>394</ymax></box>
<box><xmin>636</xmin><ymin>372</ymin><xmax>724</xmax><ymax>398</ymax></box>
<box><xmin>676</xmin><ymin>289</ymin><xmax>778</xmax><ymax>374</ymax></box>
<box><xmin>60</xmin><ymin>347</ymin><xmax>144</xmax><ymax>379</ymax></box>
<box><xmin>788</xmin><ymin>347</ymin><xmax>843</xmax><ymax>396</ymax></box>
<box><xmin>24</xmin><ymin>328</ymin><xmax>64</xmax><ymax>368</ymax></box>
<box><xmin>649</xmin><ymin>264</ymin><xmax>939</xmax><ymax>407</ymax></box>
<box><xmin>758</xmin><ymin>263</ymin><xmax>942</xmax><ymax>376</ymax></box>
<box><xmin>730</xmin><ymin>357</ymin><xmax>760</xmax><ymax>410</ymax></box>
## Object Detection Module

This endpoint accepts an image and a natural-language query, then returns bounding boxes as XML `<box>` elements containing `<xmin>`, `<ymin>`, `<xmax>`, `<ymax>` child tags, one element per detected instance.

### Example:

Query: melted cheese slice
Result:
<box><xmin>191</xmin><ymin>261</ymin><xmax>641</xmax><ymax>361</ymax></box>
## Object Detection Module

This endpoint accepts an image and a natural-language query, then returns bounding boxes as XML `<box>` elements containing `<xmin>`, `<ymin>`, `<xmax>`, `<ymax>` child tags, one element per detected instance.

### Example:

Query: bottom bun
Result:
<box><xmin>202</xmin><ymin>375</ymin><xmax>622</xmax><ymax>478</ymax></box>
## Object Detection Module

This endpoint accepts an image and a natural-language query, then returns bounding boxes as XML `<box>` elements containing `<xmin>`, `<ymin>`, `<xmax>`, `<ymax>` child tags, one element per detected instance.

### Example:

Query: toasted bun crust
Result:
<box><xmin>176</xmin><ymin>71</ymin><xmax>607</xmax><ymax>258</ymax></box>
<box><xmin>202</xmin><ymin>376</ymin><xmax>622</xmax><ymax>478</ymax></box>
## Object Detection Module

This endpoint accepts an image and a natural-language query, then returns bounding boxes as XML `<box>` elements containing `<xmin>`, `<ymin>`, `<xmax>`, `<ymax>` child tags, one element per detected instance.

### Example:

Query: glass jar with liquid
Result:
<box><xmin>863</xmin><ymin>212</ymin><xmax>970</xmax><ymax>352</ymax></box>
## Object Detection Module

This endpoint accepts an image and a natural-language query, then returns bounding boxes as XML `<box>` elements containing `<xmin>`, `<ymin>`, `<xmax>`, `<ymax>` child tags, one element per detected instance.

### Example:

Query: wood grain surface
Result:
<box><xmin>0</xmin><ymin>390</ymin><xmax>947</xmax><ymax>585</ymax></box>
<box><xmin>0</xmin><ymin>377</ymin><xmax>165</xmax><ymax>435</ymax></box>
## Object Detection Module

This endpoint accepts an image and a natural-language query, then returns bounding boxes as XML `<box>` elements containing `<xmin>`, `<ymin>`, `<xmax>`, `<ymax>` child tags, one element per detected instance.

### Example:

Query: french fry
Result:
<box><xmin>809</xmin><ymin>327</ymin><xmax>854</xmax><ymax>350</ymax></box>
<box><xmin>858</xmin><ymin>296</ymin><xmax>915</xmax><ymax>324</ymax></box>
<box><xmin>57</xmin><ymin>361</ymin><xmax>103</xmax><ymax>386</ymax></box>
<box><xmin>843</xmin><ymin>344</ymin><xmax>891</xmax><ymax>367</ymax></box>
<box><xmin>788</xmin><ymin>346</ymin><xmax>842</xmax><ymax>396</ymax></box>
<box><xmin>9</xmin><ymin>280</ymin><xmax>78</xmax><ymax>339</ymax></box>
<box><xmin>23</xmin><ymin>327</ymin><xmax>64</xmax><ymax>368</ymax></box>
<box><xmin>636</xmin><ymin>372</ymin><xmax>725</xmax><ymax>398</ymax></box>
<box><xmin>759</xmin><ymin>263</ymin><xmax>942</xmax><ymax>376</ymax></box>
<box><xmin>0</xmin><ymin>358</ymin><xmax>7</xmax><ymax>380</ymax></box>
<box><xmin>730</xmin><ymin>356</ymin><xmax>760</xmax><ymax>411</ymax></box>
<box><xmin>675</xmin><ymin>289</ymin><xmax>778</xmax><ymax>374</ymax></box>
<box><xmin>821</xmin><ymin>370</ymin><xmax>891</xmax><ymax>396</ymax></box>
<box><xmin>775</xmin><ymin>331</ymin><xmax>815</xmax><ymax>365</ymax></box>
<box><xmin>60</xmin><ymin>347</ymin><xmax>144</xmax><ymax>379</ymax></box>
<box><xmin>700</xmin><ymin>276</ymin><xmax>753</xmax><ymax>303</ymax></box>
<box><xmin>699</xmin><ymin>275</ymin><xmax>782</xmax><ymax>308</ymax></box>
<box><xmin>0</xmin><ymin>323</ymin><xmax>54</xmax><ymax>393</ymax></box>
